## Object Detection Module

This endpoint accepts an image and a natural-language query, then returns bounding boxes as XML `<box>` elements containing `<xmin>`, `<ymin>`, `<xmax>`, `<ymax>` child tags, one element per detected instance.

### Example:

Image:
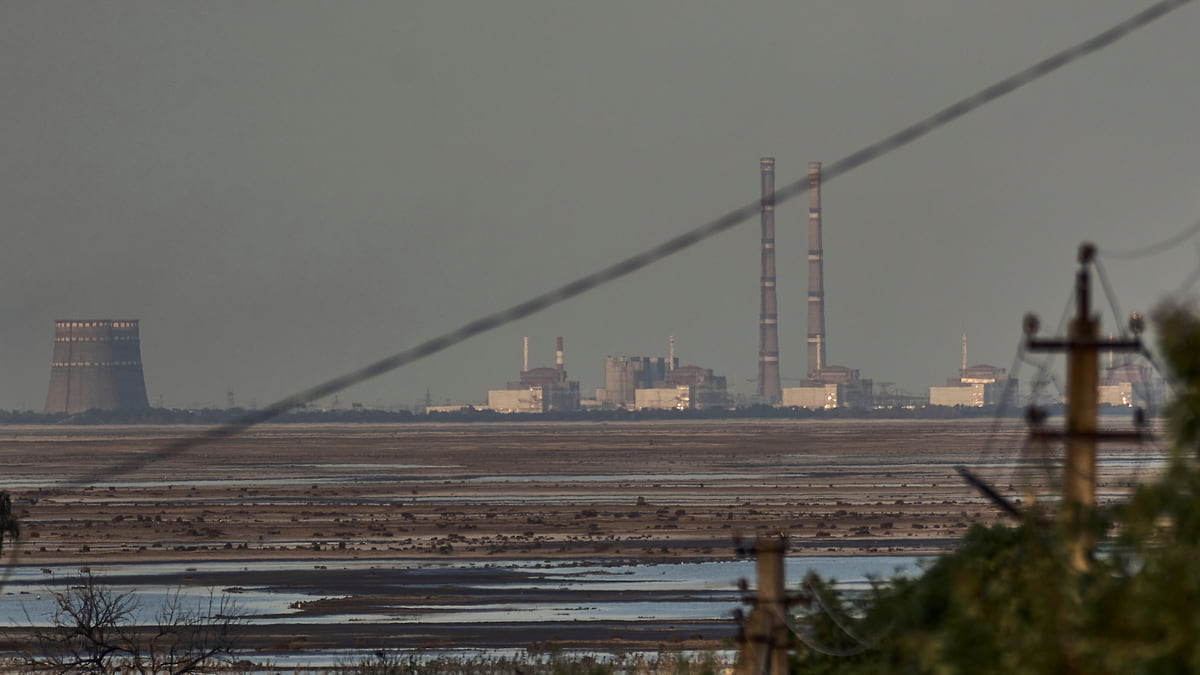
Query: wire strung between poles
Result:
<box><xmin>63</xmin><ymin>0</ymin><xmax>1195</xmax><ymax>491</ymax></box>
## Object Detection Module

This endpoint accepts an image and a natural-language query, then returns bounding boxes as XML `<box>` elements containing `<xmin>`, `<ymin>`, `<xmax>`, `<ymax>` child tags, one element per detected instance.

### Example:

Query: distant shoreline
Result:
<box><xmin>0</xmin><ymin>402</ymin><xmax>1140</xmax><ymax>426</ymax></box>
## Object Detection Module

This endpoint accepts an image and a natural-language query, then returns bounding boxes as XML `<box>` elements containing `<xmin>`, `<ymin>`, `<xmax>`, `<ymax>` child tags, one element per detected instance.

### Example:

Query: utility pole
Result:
<box><xmin>1024</xmin><ymin>243</ymin><xmax>1143</xmax><ymax>571</ymax></box>
<box><xmin>736</xmin><ymin>536</ymin><xmax>790</xmax><ymax>675</ymax></box>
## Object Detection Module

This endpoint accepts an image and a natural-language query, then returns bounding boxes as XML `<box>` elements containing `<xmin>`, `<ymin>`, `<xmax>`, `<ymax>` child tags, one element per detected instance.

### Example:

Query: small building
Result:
<box><xmin>425</xmin><ymin>404</ymin><xmax>476</xmax><ymax>414</ymax></box>
<box><xmin>784</xmin><ymin>366</ymin><xmax>872</xmax><ymax>409</ymax></box>
<box><xmin>487</xmin><ymin>387</ymin><xmax>544</xmax><ymax>414</ymax></box>
<box><xmin>930</xmin><ymin>364</ymin><xmax>1015</xmax><ymax>407</ymax></box>
<box><xmin>782</xmin><ymin>384</ymin><xmax>841</xmax><ymax>409</ymax></box>
<box><xmin>492</xmin><ymin>336</ymin><xmax>581</xmax><ymax>413</ymax></box>
<box><xmin>929</xmin><ymin>382</ymin><xmax>996</xmax><ymax>407</ymax></box>
<box><xmin>596</xmin><ymin>356</ymin><xmax>674</xmax><ymax>408</ymax></box>
<box><xmin>1100</xmin><ymin>362</ymin><xmax>1164</xmax><ymax>407</ymax></box>
<box><xmin>665</xmin><ymin>365</ymin><xmax>728</xmax><ymax>409</ymax></box>
<box><xmin>635</xmin><ymin>385</ymin><xmax>691</xmax><ymax>411</ymax></box>
<box><xmin>1099</xmin><ymin>382</ymin><xmax>1134</xmax><ymax>407</ymax></box>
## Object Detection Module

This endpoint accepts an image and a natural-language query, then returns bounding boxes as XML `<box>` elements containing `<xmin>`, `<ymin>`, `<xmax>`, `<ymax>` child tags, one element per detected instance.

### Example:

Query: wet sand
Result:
<box><xmin>0</xmin><ymin>419</ymin><xmax>1160</xmax><ymax>656</ymax></box>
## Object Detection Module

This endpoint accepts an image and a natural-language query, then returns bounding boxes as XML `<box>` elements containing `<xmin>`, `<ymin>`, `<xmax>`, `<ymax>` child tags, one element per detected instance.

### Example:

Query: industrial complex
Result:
<box><xmin>32</xmin><ymin>162</ymin><xmax>1163</xmax><ymax>418</ymax></box>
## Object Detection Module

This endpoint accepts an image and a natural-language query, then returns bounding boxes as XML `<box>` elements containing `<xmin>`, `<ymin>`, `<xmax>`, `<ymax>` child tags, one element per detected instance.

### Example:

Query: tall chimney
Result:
<box><xmin>961</xmin><ymin>332</ymin><xmax>968</xmax><ymax>373</ymax></box>
<box><xmin>669</xmin><ymin>335</ymin><xmax>676</xmax><ymax>371</ymax></box>
<box><xmin>523</xmin><ymin>336</ymin><xmax>529</xmax><ymax>373</ymax></box>
<box><xmin>556</xmin><ymin>336</ymin><xmax>564</xmax><ymax>374</ymax></box>
<box><xmin>758</xmin><ymin>157</ymin><xmax>782</xmax><ymax>402</ymax></box>
<box><xmin>806</xmin><ymin>161</ymin><xmax>827</xmax><ymax>379</ymax></box>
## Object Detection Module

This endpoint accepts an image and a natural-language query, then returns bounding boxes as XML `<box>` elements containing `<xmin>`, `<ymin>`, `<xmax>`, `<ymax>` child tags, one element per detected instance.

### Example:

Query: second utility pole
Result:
<box><xmin>1026</xmin><ymin>243</ymin><xmax>1142</xmax><ymax>571</ymax></box>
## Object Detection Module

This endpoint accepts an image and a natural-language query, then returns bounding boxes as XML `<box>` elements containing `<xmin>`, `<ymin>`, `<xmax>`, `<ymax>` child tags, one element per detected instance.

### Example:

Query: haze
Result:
<box><xmin>2</xmin><ymin>2</ymin><xmax>1197</xmax><ymax>410</ymax></box>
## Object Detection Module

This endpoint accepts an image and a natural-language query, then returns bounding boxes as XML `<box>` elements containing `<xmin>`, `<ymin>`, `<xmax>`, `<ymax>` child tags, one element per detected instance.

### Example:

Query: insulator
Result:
<box><xmin>1023</xmin><ymin>313</ymin><xmax>1040</xmax><ymax>337</ymax></box>
<box><xmin>1130</xmin><ymin>312</ymin><xmax>1145</xmax><ymax>334</ymax></box>
<box><xmin>1079</xmin><ymin>242</ymin><xmax>1096</xmax><ymax>264</ymax></box>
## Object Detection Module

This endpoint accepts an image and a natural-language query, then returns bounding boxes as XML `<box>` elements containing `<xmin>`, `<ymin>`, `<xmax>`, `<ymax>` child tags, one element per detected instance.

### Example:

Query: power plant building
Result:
<box><xmin>635</xmin><ymin>385</ymin><xmax>691</xmax><ymax>411</ymax></box>
<box><xmin>487</xmin><ymin>387</ymin><xmax>544</xmax><ymax>414</ymax></box>
<box><xmin>930</xmin><ymin>364</ymin><xmax>1014</xmax><ymax>407</ymax></box>
<box><xmin>928</xmin><ymin>335</ymin><xmax>1015</xmax><ymax>407</ymax></box>
<box><xmin>782</xmin><ymin>383</ymin><xmax>842</xmax><ymax>409</ymax></box>
<box><xmin>44</xmin><ymin>319</ymin><xmax>150</xmax><ymax>414</ymax></box>
<box><xmin>596</xmin><ymin>356</ymin><xmax>674</xmax><ymax>409</ymax></box>
<box><xmin>636</xmin><ymin>364</ymin><xmax>729</xmax><ymax>411</ymax></box>
<box><xmin>487</xmin><ymin>337</ymin><xmax>580</xmax><ymax>413</ymax></box>
<box><xmin>1099</xmin><ymin>362</ymin><xmax>1164</xmax><ymax>407</ymax></box>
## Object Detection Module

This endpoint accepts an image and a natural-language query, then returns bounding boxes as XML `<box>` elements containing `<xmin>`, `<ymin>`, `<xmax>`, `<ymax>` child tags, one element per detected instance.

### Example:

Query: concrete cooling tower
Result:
<box><xmin>44</xmin><ymin>319</ymin><xmax>150</xmax><ymax>414</ymax></box>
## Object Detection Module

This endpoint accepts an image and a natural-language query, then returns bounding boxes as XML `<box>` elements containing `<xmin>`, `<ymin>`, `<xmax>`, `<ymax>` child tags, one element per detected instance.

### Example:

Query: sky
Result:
<box><xmin>2</xmin><ymin>1</ymin><xmax>1198</xmax><ymax>411</ymax></box>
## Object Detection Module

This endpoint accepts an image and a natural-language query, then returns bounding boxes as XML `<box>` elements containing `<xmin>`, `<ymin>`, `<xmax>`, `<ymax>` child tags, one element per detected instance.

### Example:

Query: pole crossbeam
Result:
<box><xmin>1021</xmin><ymin>242</ymin><xmax>1148</xmax><ymax>572</ymax></box>
<box><xmin>1027</xmin><ymin>339</ymin><xmax>1141</xmax><ymax>351</ymax></box>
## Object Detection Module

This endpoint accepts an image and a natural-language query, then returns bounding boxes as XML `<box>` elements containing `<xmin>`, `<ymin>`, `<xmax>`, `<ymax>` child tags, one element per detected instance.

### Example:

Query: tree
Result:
<box><xmin>0</xmin><ymin>491</ymin><xmax>19</xmax><ymax>554</ymax></box>
<box><xmin>790</xmin><ymin>301</ymin><xmax>1200</xmax><ymax>674</ymax></box>
<box><xmin>22</xmin><ymin>571</ymin><xmax>244</xmax><ymax>674</ymax></box>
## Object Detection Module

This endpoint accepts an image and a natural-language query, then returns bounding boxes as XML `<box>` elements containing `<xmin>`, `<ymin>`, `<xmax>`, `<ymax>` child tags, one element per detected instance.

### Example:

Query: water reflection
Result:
<box><xmin>1</xmin><ymin>555</ymin><xmax>921</xmax><ymax>630</ymax></box>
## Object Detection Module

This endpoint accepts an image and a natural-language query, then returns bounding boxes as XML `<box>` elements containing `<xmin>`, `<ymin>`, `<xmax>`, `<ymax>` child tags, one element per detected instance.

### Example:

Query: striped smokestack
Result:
<box><xmin>758</xmin><ymin>157</ymin><xmax>782</xmax><ymax>402</ymax></box>
<box><xmin>556</xmin><ymin>336</ymin><xmax>564</xmax><ymax>375</ymax></box>
<box><xmin>806</xmin><ymin>161</ymin><xmax>827</xmax><ymax>379</ymax></box>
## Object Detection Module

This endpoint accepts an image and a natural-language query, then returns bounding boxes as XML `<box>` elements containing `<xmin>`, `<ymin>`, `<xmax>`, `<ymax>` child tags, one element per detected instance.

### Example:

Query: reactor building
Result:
<box><xmin>596</xmin><ymin>356</ymin><xmax>675</xmax><ymax>408</ymax></box>
<box><xmin>597</xmin><ymin>337</ymin><xmax>728</xmax><ymax>411</ymax></box>
<box><xmin>488</xmin><ymin>336</ymin><xmax>581</xmax><ymax>413</ymax></box>
<box><xmin>928</xmin><ymin>333</ymin><xmax>1017</xmax><ymax>407</ymax></box>
<box><xmin>44</xmin><ymin>319</ymin><xmax>150</xmax><ymax>414</ymax></box>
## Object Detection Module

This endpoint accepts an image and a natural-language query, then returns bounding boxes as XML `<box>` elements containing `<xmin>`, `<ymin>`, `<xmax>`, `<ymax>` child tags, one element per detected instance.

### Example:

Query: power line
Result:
<box><xmin>1100</xmin><ymin>218</ymin><xmax>1200</xmax><ymax>260</ymax></box>
<box><xmin>70</xmin><ymin>0</ymin><xmax>1195</xmax><ymax>487</ymax></box>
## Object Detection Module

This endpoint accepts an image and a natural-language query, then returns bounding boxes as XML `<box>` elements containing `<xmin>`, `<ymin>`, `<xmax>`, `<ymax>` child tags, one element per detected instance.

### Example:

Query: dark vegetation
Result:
<box><xmin>790</xmin><ymin>301</ymin><xmax>1200</xmax><ymax>674</ymax></box>
<box><xmin>17</xmin><ymin>571</ymin><xmax>243</xmax><ymax>674</ymax></box>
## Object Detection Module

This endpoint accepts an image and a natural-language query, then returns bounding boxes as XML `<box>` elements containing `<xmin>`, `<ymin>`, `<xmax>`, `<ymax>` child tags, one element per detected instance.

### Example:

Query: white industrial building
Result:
<box><xmin>929</xmin><ymin>382</ymin><xmax>997</xmax><ymax>407</ymax></box>
<box><xmin>929</xmin><ymin>346</ymin><xmax>1015</xmax><ymax>407</ymax></box>
<box><xmin>782</xmin><ymin>384</ymin><xmax>842</xmax><ymax>409</ymax></box>
<box><xmin>487</xmin><ymin>387</ymin><xmax>544</xmax><ymax>414</ymax></box>
<box><xmin>1099</xmin><ymin>382</ymin><xmax>1134</xmax><ymax>407</ymax></box>
<box><xmin>635</xmin><ymin>385</ymin><xmax>690</xmax><ymax>411</ymax></box>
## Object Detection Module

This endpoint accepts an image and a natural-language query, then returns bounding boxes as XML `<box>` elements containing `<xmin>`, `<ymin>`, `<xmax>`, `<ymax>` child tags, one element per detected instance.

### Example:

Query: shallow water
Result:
<box><xmin>0</xmin><ymin>555</ymin><xmax>922</xmax><ymax>630</ymax></box>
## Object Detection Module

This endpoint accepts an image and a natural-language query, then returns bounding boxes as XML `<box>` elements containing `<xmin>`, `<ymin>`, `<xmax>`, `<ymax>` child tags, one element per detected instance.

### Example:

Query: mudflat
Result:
<box><xmin>0</xmin><ymin>419</ymin><xmax>1048</xmax><ymax>564</ymax></box>
<box><xmin>0</xmin><ymin>419</ymin><xmax>1159</xmax><ymax>656</ymax></box>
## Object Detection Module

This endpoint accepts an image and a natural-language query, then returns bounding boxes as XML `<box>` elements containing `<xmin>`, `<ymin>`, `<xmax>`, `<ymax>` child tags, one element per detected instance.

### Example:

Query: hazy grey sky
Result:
<box><xmin>2</xmin><ymin>2</ymin><xmax>1198</xmax><ymax>410</ymax></box>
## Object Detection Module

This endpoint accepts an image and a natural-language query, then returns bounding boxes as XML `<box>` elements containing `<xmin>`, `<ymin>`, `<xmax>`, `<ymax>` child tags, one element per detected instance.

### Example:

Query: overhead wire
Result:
<box><xmin>63</xmin><ymin>0</ymin><xmax>1195</xmax><ymax>489</ymax></box>
<box><xmin>1006</xmin><ymin>287</ymin><xmax>1076</xmax><ymax>494</ymax></box>
<box><xmin>1171</xmin><ymin>239</ymin><xmax>1200</xmax><ymax>296</ymax></box>
<box><xmin>3</xmin><ymin>0</ymin><xmax>1193</xmax><ymax>605</ymax></box>
<box><xmin>1099</xmin><ymin>218</ymin><xmax>1200</xmax><ymax>260</ymax></box>
<box><xmin>1092</xmin><ymin>257</ymin><xmax>1129</xmax><ymax>339</ymax></box>
<box><xmin>772</xmin><ymin>603</ymin><xmax>873</xmax><ymax>659</ymax></box>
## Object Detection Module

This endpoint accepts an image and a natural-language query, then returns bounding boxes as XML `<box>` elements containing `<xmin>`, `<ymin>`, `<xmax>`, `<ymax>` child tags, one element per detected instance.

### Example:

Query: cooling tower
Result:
<box><xmin>758</xmin><ymin>157</ymin><xmax>782</xmax><ymax>402</ymax></box>
<box><xmin>44</xmin><ymin>319</ymin><xmax>150</xmax><ymax>414</ymax></box>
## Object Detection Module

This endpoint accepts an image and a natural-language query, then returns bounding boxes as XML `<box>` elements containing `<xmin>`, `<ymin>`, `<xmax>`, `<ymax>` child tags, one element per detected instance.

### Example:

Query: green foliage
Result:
<box><xmin>795</xmin><ymin>301</ymin><xmax>1200</xmax><ymax>674</ymax></box>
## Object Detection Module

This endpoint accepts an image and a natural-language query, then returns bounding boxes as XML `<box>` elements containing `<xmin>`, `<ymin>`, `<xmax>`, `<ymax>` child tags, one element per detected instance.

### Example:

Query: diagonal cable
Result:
<box><xmin>65</xmin><ymin>0</ymin><xmax>1195</xmax><ymax>487</ymax></box>
<box><xmin>1100</xmin><ymin>218</ymin><xmax>1200</xmax><ymax>260</ymax></box>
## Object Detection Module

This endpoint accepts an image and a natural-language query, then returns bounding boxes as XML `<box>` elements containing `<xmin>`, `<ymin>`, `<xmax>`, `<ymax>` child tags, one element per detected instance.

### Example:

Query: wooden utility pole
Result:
<box><xmin>1064</xmin><ymin>262</ymin><xmax>1099</xmax><ymax>570</ymax></box>
<box><xmin>738</xmin><ymin>536</ymin><xmax>790</xmax><ymax>675</ymax></box>
<box><xmin>1025</xmin><ymin>243</ymin><xmax>1143</xmax><ymax>571</ymax></box>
